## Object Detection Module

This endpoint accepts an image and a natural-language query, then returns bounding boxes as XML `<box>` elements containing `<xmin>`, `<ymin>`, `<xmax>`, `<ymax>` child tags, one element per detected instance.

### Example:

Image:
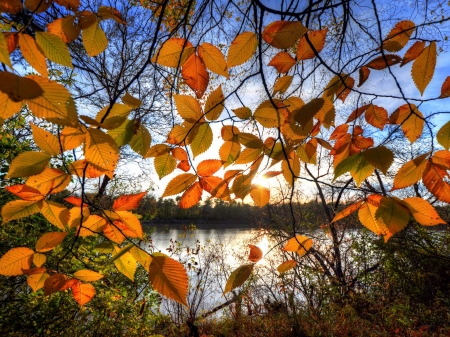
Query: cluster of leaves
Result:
<box><xmin>0</xmin><ymin>0</ymin><xmax>449</xmax><ymax>312</ymax></box>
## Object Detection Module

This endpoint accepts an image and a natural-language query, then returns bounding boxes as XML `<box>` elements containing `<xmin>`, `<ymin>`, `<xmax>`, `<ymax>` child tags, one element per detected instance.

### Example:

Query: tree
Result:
<box><xmin>0</xmin><ymin>0</ymin><xmax>449</xmax><ymax>334</ymax></box>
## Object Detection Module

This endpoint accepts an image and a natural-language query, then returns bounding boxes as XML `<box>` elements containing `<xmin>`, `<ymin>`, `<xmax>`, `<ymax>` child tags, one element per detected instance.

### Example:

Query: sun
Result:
<box><xmin>253</xmin><ymin>174</ymin><xmax>269</xmax><ymax>188</ymax></box>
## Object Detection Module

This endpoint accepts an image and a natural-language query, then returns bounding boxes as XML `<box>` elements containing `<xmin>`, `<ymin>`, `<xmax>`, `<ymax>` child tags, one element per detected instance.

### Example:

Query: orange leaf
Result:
<box><xmin>268</xmin><ymin>52</ymin><xmax>296</xmax><ymax>73</ymax></box>
<box><xmin>0</xmin><ymin>71</ymin><xmax>43</xmax><ymax>102</ymax></box>
<box><xmin>392</xmin><ymin>153</ymin><xmax>429</xmax><ymax>190</ymax></box>
<box><xmin>182</xmin><ymin>54</ymin><xmax>209</xmax><ymax>99</ymax></box>
<box><xmin>196</xmin><ymin>159</ymin><xmax>223</xmax><ymax>177</ymax></box>
<box><xmin>248</xmin><ymin>244</ymin><xmax>263</xmax><ymax>263</ymax></box>
<box><xmin>152</xmin><ymin>38</ymin><xmax>195</xmax><ymax>68</ymax></box>
<box><xmin>227</xmin><ymin>32</ymin><xmax>257</xmax><ymax>68</ymax></box>
<box><xmin>78</xmin><ymin>215</ymin><xmax>106</xmax><ymax>237</ymax></box>
<box><xmin>365</xmin><ymin>104</ymin><xmax>388</xmax><ymax>130</ymax></box>
<box><xmin>401</xmin><ymin>41</ymin><xmax>425</xmax><ymax>67</ymax></box>
<box><xmin>390</xmin><ymin>104</ymin><xmax>424</xmax><ymax>142</ymax></box>
<box><xmin>26</xmin><ymin>167</ymin><xmax>71</xmax><ymax>195</ymax></box>
<box><xmin>64</xmin><ymin>196</ymin><xmax>88</xmax><ymax>207</ymax></box>
<box><xmin>178</xmin><ymin>181</ymin><xmax>202</xmax><ymax>209</ymax></box>
<box><xmin>402</xmin><ymin>197</ymin><xmax>446</xmax><ymax>226</ymax></box>
<box><xmin>365</xmin><ymin>54</ymin><xmax>401</xmax><ymax>70</ymax></box>
<box><xmin>33</xmin><ymin>253</ymin><xmax>46</xmax><ymax>267</ymax></box>
<box><xmin>47</xmin><ymin>16</ymin><xmax>81</xmax><ymax>43</ymax></box>
<box><xmin>263</xmin><ymin>21</ymin><xmax>306</xmax><ymax>49</ymax></box>
<box><xmin>422</xmin><ymin>161</ymin><xmax>450</xmax><ymax>204</ymax></box>
<box><xmin>297</xmin><ymin>29</ymin><xmax>327</xmax><ymax>60</ymax></box>
<box><xmin>44</xmin><ymin>273</ymin><xmax>67</xmax><ymax>296</ymax></box>
<box><xmin>103</xmin><ymin>210</ymin><xmax>143</xmax><ymax>239</ymax></box>
<box><xmin>283</xmin><ymin>235</ymin><xmax>313</xmax><ymax>257</ymax></box>
<box><xmin>440</xmin><ymin>76</ymin><xmax>450</xmax><ymax>98</ymax></box>
<box><xmin>162</xmin><ymin>173</ymin><xmax>197</xmax><ymax>197</ymax></box>
<box><xmin>72</xmin><ymin>282</ymin><xmax>95</xmax><ymax>305</ymax></box>
<box><xmin>199</xmin><ymin>176</ymin><xmax>230</xmax><ymax>199</ymax></box>
<box><xmin>18</xmin><ymin>33</ymin><xmax>48</xmax><ymax>77</ymax></box>
<box><xmin>73</xmin><ymin>269</ymin><xmax>104</xmax><ymax>282</ymax></box>
<box><xmin>332</xmin><ymin>200</ymin><xmax>364</xmax><ymax>222</ymax></box>
<box><xmin>113</xmin><ymin>192</ymin><xmax>147</xmax><ymax>211</ymax></box>
<box><xmin>0</xmin><ymin>247</ymin><xmax>34</xmax><ymax>276</ymax></box>
<box><xmin>250</xmin><ymin>185</ymin><xmax>270</xmax><ymax>207</ymax></box>
<box><xmin>0</xmin><ymin>0</ymin><xmax>23</xmax><ymax>14</ymax></box>
<box><xmin>277</xmin><ymin>260</ymin><xmax>297</xmax><ymax>274</ymax></box>
<box><xmin>358</xmin><ymin>66</ymin><xmax>370</xmax><ymax>87</ymax></box>
<box><xmin>1</xmin><ymin>200</ymin><xmax>43</xmax><ymax>224</ymax></box>
<box><xmin>383</xmin><ymin>20</ymin><xmax>415</xmax><ymax>52</ymax></box>
<box><xmin>5</xmin><ymin>184</ymin><xmax>44</xmax><ymax>201</ymax></box>
<box><xmin>27</xmin><ymin>272</ymin><xmax>50</xmax><ymax>292</ymax></box>
<box><xmin>171</xmin><ymin>147</ymin><xmax>188</xmax><ymax>161</ymax></box>
<box><xmin>375</xmin><ymin>197</ymin><xmax>410</xmax><ymax>241</ymax></box>
<box><xmin>40</xmin><ymin>200</ymin><xmax>70</xmax><ymax>231</ymax></box>
<box><xmin>198</xmin><ymin>42</ymin><xmax>228</xmax><ymax>77</ymax></box>
<box><xmin>36</xmin><ymin>232</ymin><xmax>67</xmax><ymax>252</ymax></box>
<box><xmin>177</xmin><ymin>160</ymin><xmax>190</xmax><ymax>172</ymax></box>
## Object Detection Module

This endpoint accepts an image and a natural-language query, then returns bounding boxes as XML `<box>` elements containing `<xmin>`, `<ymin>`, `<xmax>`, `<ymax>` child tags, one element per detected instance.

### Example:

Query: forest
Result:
<box><xmin>1</xmin><ymin>0</ymin><xmax>450</xmax><ymax>336</ymax></box>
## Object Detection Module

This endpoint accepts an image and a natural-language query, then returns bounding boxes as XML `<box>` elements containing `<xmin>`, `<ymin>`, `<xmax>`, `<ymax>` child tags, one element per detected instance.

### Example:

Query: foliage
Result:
<box><xmin>0</xmin><ymin>0</ymin><xmax>450</xmax><ymax>335</ymax></box>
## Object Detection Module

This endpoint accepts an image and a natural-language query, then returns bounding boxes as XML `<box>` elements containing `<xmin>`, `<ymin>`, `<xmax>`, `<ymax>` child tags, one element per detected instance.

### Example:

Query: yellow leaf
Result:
<box><xmin>0</xmin><ymin>92</ymin><xmax>23</xmax><ymax>120</ymax></box>
<box><xmin>162</xmin><ymin>173</ymin><xmax>197</xmax><ymax>197</ymax></box>
<box><xmin>30</xmin><ymin>123</ymin><xmax>61</xmax><ymax>156</ymax></box>
<box><xmin>103</xmin><ymin>210</ymin><xmax>143</xmax><ymax>239</ymax></box>
<box><xmin>189</xmin><ymin>123</ymin><xmax>212</xmax><ymax>157</ymax></box>
<box><xmin>250</xmin><ymin>185</ymin><xmax>270</xmax><ymax>207</ymax></box>
<box><xmin>401</xmin><ymin>41</ymin><xmax>426</xmax><ymax>67</ymax></box>
<box><xmin>85</xmin><ymin>128</ymin><xmax>119</xmax><ymax>174</ymax></box>
<box><xmin>26</xmin><ymin>75</ymin><xmax>78</xmax><ymax>126</ymax></box>
<box><xmin>174</xmin><ymin>94</ymin><xmax>203</xmax><ymax>123</ymax></box>
<box><xmin>198</xmin><ymin>42</ymin><xmax>228</xmax><ymax>77</ymax></box>
<box><xmin>28</xmin><ymin>272</ymin><xmax>50</xmax><ymax>292</ymax></box>
<box><xmin>0</xmin><ymin>72</ymin><xmax>43</xmax><ymax>103</ymax></box>
<box><xmin>262</xmin><ymin>21</ymin><xmax>306</xmax><ymax>49</ymax></box>
<box><xmin>78</xmin><ymin>215</ymin><xmax>106</xmax><ymax>236</ymax></box>
<box><xmin>154</xmin><ymin>152</ymin><xmax>177</xmax><ymax>178</ymax></box>
<box><xmin>273</xmin><ymin>75</ymin><xmax>293</xmax><ymax>95</ymax></box>
<box><xmin>227</xmin><ymin>32</ymin><xmax>257</xmax><ymax>68</ymax></box>
<box><xmin>277</xmin><ymin>260</ymin><xmax>297</xmax><ymax>275</ymax></box>
<box><xmin>0</xmin><ymin>247</ymin><xmax>34</xmax><ymax>276</ymax></box>
<box><xmin>0</xmin><ymin>32</ymin><xmax>12</xmax><ymax>68</ymax></box>
<box><xmin>6</xmin><ymin>152</ymin><xmax>51</xmax><ymax>178</ymax></box>
<box><xmin>281</xmin><ymin>155</ymin><xmax>300</xmax><ymax>187</ymax></box>
<box><xmin>82</xmin><ymin>20</ymin><xmax>108</xmax><ymax>57</ymax></box>
<box><xmin>44</xmin><ymin>273</ymin><xmax>66</xmax><ymax>295</ymax></box>
<box><xmin>411</xmin><ymin>42</ymin><xmax>436</xmax><ymax>95</ymax></box>
<box><xmin>402</xmin><ymin>197</ymin><xmax>446</xmax><ymax>226</ymax></box>
<box><xmin>113</xmin><ymin>246</ymin><xmax>137</xmax><ymax>281</ymax></box>
<box><xmin>375</xmin><ymin>197</ymin><xmax>410</xmax><ymax>241</ymax></box>
<box><xmin>383</xmin><ymin>20</ymin><xmax>415</xmax><ymax>52</ymax></box>
<box><xmin>239</xmin><ymin>133</ymin><xmax>263</xmax><ymax>148</ymax></box>
<box><xmin>297</xmin><ymin>29</ymin><xmax>327</xmax><ymax>60</ymax></box>
<box><xmin>254</xmin><ymin>99</ymin><xmax>282</xmax><ymax>128</ymax></box>
<box><xmin>196</xmin><ymin>159</ymin><xmax>223</xmax><ymax>177</ymax></box>
<box><xmin>40</xmin><ymin>200</ymin><xmax>70</xmax><ymax>231</ymax></box>
<box><xmin>26</xmin><ymin>168</ymin><xmax>71</xmax><ymax>195</ymax></box>
<box><xmin>358</xmin><ymin>201</ymin><xmax>384</xmax><ymax>235</ymax></box>
<box><xmin>71</xmin><ymin>282</ymin><xmax>95</xmax><ymax>305</ymax></box>
<box><xmin>224</xmin><ymin>264</ymin><xmax>254</xmax><ymax>294</ymax></box>
<box><xmin>365</xmin><ymin>104</ymin><xmax>388</xmax><ymax>130</ymax></box>
<box><xmin>47</xmin><ymin>16</ymin><xmax>81</xmax><ymax>43</ymax></box>
<box><xmin>60</xmin><ymin>126</ymin><xmax>86</xmax><ymax>151</ymax></box>
<box><xmin>235</xmin><ymin>147</ymin><xmax>262</xmax><ymax>165</ymax></box>
<box><xmin>204</xmin><ymin>85</ymin><xmax>224</xmax><ymax>121</ymax></box>
<box><xmin>423</xmin><ymin>161</ymin><xmax>450</xmax><ymax>204</ymax></box>
<box><xmin>392</xmin><ymin>153</ymin><xmax>429</xmax><ymax>190</ymax></box>
<box><xmin>36</xmin><ymin>232</ymin><xmax>67</xmax><ymax>252</ymax></box>
<box><xmin>363</xmin><ymin>146</ymin><xmax>393</xmax><ymax>175</ymax></box>
<box><xmin>33</xmin><ymin>253</ymin><xmax>46</xmax><ymax>267</ymax></box>
<box><xmin>122</xmin><ymin>92</ymin><xmax>142</xmax><ymax>109</ymax></box>
<box><xmin>233</xmin><ymin>106</ymin><xmax>252</xmax><ymax>119</ymax></box>
<box><xmin>152</xmin><ymin>38</ymin><xmax>195</xmax><ymax>68</ymax></box>
<box><xmin>95</xmin><ymin>103</ymin><xmax>132</xmax><ymax>129</ymax></box>
<box><xmin>149</xmin><ymin>253</ymin><xmax>188</xmax><ymax>306</ymax></box>
<box><xmin>36</xmin><ymin>32</ymin><xmax>73</xmax><ymax>68</ymax></box>
<box><xmin>18</xmin><ymin>33</ymin><xmax>48</xmax><ymax>77</ymax></box>
<box><xmin>1</xmin><ymin>200</ymin><xmax>42</xmax><ymax>224</ymax></box>
<box><xmin>129</xmin><ymin>246</ymin><xmax>152</xmax><ymax>270</ymax></box>
<box><xmin>73</xmin><ymin>270</ymin><xmax>104</xmax><ymax>282</ymax></box>
<box><xmin>220</xmin><ymin>141</ymin><xmax>241</xmax><ymax>167</ymax></box>
<box><xmin>107</xmin><ymin>119</ymin><xmax>135</xmax><ymax>147</ymax></box>
<box><xmin>437</xmin><ymin>121</ymin><xmax>450</xmax><ymax>150</ymax></box>
<box><xmin>129</xmin><ymin>125</ymin><xmax>151</xmax><ymax>156</ymax></box>
<box><xmin>283</xmin><ymin>235</ymin><xmax>313</xmax><ymax>257</ymax></box>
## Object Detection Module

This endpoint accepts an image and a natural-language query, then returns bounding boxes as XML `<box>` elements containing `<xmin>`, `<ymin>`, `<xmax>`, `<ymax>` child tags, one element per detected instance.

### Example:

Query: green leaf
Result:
<box><xmin>107</xmin><ymin>119</ymin><xmax>135</xmax><ymax>147</ymax></box>
<box><xmin>129</xmin><ymin>125</ymin><xmax>151</xmax><ymax>156</ymax></box>
<box><xmin>154</xmin><ymin>152</ymin><xmax>177</xmax><ymax>179</ymax></box>
<box><xmin>363</xmin><ymin>146</ymin><xmax>394</xmax><ymax>174</ymax></box>
<box><xmin>224</xmin><ymin>264</ymin><xmax>254</xmax><ymax>294</ymax></box>
<box><xmin>189</xmin><ymin>123</ymin><xmax>212</xmax><ymax>157</ymax></box>
<box><xmin>35</xmin><ymin>32</ymin><xmax>73</xmax><ymax>68</ymax></box>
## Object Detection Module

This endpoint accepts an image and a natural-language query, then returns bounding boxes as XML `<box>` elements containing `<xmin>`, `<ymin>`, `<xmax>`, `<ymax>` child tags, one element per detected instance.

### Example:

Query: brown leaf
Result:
<box><xmin>365</xmin><ymin>54</ymin><xmax>402</xmax><ymax>70</ymax></box>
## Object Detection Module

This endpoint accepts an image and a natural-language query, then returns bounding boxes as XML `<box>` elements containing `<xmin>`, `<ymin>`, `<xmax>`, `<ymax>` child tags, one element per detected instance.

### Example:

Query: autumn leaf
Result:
<box><xmin>30</xmin><ymin>123</ymin><xmax>61</xmax><ymax>156</ymax></box>
<box><xmin>297</xmin><ymin>29</ymin><xmax>327</xmax><ymax>60</ymax></box>
<box><xmin>422</xmin><ymin>161</ymin><xmax>450</xmax><ymax>204</ymax></box>
<box><xmin>2</xmin><ymin>200</ymin><xmax>43</xmax><ymax>224</ymax></box>
<box><xmin>196</xmin><ymin>159</ymin><xmax>223</xmax><ymax>177</ymax></box>
<box><xmin>250</xmin><ymin>185</ymin><xmax>270</xmax><ymax>208</ymax></box>
<box><xmin>27</xmin><ymin>272</ymin><xmax>50</xmax><ymax>292</ymax></box>
<box><xmin>26</xmin><ymin>168</ymin><xmax>71</xmax><ymax>195</ymax></box>
<box><xmin>227</xmin><ymin>32</ymin><xmax>258</xmax><ymax>68</ymax></box>
<box><xmin>437</xmin><ymin>121</ymin><xmax>450</xmax><ymax>150</ymax></box>
<box><xmin>18</xmin><ymin>33</ymin><xmax>48</xmax><ymax>77</ymax></box>
<box><xmin>365</xmin><ymin>104</ymin><xmax>388</xmax><ymax>130</ymax></box>
<box><xmin>401</xmin><ymin>41</ymin><xmax>425</xmax><ymax>67</ymax></box>
<box><xmin>162</xmin><ymin>173</ymin><xmax>197</xmax><ymax>197</ymax></box>
<box><xmin>402</xmin><ymin>197</ymin><xmax>446</xmax><ymax>226</ymax></box>
<box><xmin>6</xmin><ymin>151</ymin><xmax>51</xmax><ymax>178</ymax></box>
<box><xmin>33</xmin><ymin>253</ymin><xmax>46</xmax><ymax>267</ymax></box>
<box><xmin>204</xmin><ymin>85</ymin><xmax>224</xmax><ymax>121</ymax></box>
<box><xmin>358</xmin><ymin>66</ymin><xmax>370</xmax><ymax>87</ymax></box>
<box><xmin>262</xmin><ymin>21</ymin><xmax>306</xmax><ymax>49</ymax></box>
<box><xmin>113</xmin><ymin>192</ymin><xmax>147</xmax><ymax>211</ymax></box>
<box><xmin>148</xmin><ymin>253</ymin><xmax>188</xmax><ymax>306</ymax></box>
<box><xmin>189</xmin><ymin>123</ymin><xmax>213</xmax><ymax>157</ymax></box>
<box><xmin>73</xmin><ymin>270</ymin><xmax>104</xmax><ymax>282</ymax></box>
<box><xmin>268</xmin><ymin>52</ymin><xmax>296</xmax><ymax>73</ymax></box>
<box><xmin>273</xmin><ymin>76</ymin><xmax>293</xmax><ymax>95</ymax></box>
<box><xmin>173</xmin><ymin>94</ymin><xmax>203</xmax><ymax>123</ymax></box>
<box><xmin>365</xmin><ymin>54</ymin><xmax>401</xmax><ymax>70</ymax></box>
<box><xmin>283</xmin><ymin>235</ymin><xmax>313</xmax><ymax>256</ymax></box>
<box><xmin>72</xmin><ymin>282</ymin><xmax>96</xmax><ymax>305</ymax></box>
<box><xmin>35</xmin><ymin>232</ymin><xmax>67</xmax><ymax>252</ymax></box>
<box><xmin>233</xmin><ymin>107</ymin><xmax>252</xmax><ymax>120</ymax></box>
<box><xmin>332</xmin><ymin>200</ymin><xmax>364</xmax><ymax>222</ymax></box>
<box><xmin>411</xmin><ymin>42</ymin><xmax>436</xmax><ymax>95</ymax></box>
<box><xmin>383</xmin><ymin>20</ymin><xmax>415</xmax><ymax>52</ymax></box>
<box><xmin>113</xmin><ymin>246</ymin><xmax>137</xmax><ymax>281</ymax></box>
<box><xmin>178</xmin><ymin>182</ymin><xmax>202</xmax><ymax>209</ymax></box>
<box><xmin>40</xmin><ymin>200</ymin><xmax>70</xmax><ymax>230</ymax></box>
<box><xmin>47</xmin><ymin>16</ymin><xmax>81</xmax><ymax>43</ymax></box>
<box><xmin>277</xmin><ymin>260</ymin><xmax>297</xmax><ymax>275</ymax></box>
<box><xmin>182</xmin><ymin>54</ymin><xmax>209</xmax><ymax>99</ymax></box>
<box><xmin>198</xmin><ymin>42</ymin><xmax>228</xmax><ymax>77</ymax></box>
<box><xmin>129</xmin><ymin>125</ymin><xmax>151</xmax><ymax>156</ymax></box>
<box><xmin>375</xmin><ymin>197</ymin><xmax>410</xmax><ymax>241</ymax></box>
<box><xmin>5</xmin><ymin>184</ymin><xmax>44</xmax><ymax>201</ymax></box>
<box><xmin>82</xmin><ymin>20</ymin><xmax>108</xmax><ymax>57</ymax></box>
<box><xmin>0</xmin><ymin>247</ymin><xmax>34</xmax><ymax>276</ymax></box>
<box><xmin>152</xmin><ymin>38</ymin><xmax>195</xmax><ymax>68</ymax></box>
<box><xmin>223</xmin><ymin>264</ymin><xmax>254</xmax><ymax>294</ymax></box>
<box><xmin>36</xmin><ymin>32</ymin><xmax>73</xmax><ymax>68</ymax></box>
<box><xmin>248</xmin><ymin>245</ymin><xmax>263</xmax><ymax>263</ymax></box>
